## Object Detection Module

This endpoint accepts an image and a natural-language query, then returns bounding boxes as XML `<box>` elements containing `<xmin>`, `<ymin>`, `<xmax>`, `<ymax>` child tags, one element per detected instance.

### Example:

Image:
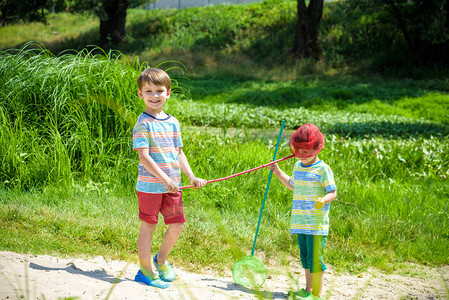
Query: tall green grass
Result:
<box><xmin>0</xmin><ymin>43</ymin><xmax>187</xmax><ymax>191</ymax></box>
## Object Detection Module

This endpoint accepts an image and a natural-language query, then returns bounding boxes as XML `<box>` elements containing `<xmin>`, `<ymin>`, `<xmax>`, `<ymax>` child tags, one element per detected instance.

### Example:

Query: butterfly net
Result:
<box><xmin>289</xmin><ymin>123</ymin><xmax>324</xmax><ymax>158</ymax></box>
<box><xmin>232</xmin><ymin>255</ymin><xmax>267</xmax><ymax>289</ymax></box>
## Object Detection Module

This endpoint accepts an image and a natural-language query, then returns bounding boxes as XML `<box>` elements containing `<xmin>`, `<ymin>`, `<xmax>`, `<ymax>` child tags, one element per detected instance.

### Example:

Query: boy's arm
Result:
<box><xmin>268</xmin><ymin>160</ymin><xmax>294</xmax><ymax>191</ymax></box>
<box><xmin>272</xmin><ymin>168</ymin><xmax>294</xmax><ymax>191</ymax></box>
<box><xmin>137</xmin><ymin>148</ymin><xmax>179</xmax><ymax>193</ymax></box>
<box><xmin>315</xmin><ymin>190</ymin><xmax>337</xmax><ymax>209</ymax></box>
<box><xmin>178</xmin><ymin>148</ymin><xmax>207</xmax><ymax>188</ymax></box>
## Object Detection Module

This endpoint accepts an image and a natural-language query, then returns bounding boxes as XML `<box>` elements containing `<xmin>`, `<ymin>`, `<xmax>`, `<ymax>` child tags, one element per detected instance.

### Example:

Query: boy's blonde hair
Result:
<box><xmin>137</xmin><ymin>68</ymin><xmax>171</xmax><ymax>90</ymax></box>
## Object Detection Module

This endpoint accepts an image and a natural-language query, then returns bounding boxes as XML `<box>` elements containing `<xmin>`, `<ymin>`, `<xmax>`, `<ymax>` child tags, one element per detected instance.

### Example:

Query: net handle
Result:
<box><xmin>179</xmin><ymin>154</ymin><xmax>294</xmax><ymax>190</ymax></box>
<box><xmin>251</xmin><ymin>120</ymin><xmax>285</xmax><ymax>255</ymax></box>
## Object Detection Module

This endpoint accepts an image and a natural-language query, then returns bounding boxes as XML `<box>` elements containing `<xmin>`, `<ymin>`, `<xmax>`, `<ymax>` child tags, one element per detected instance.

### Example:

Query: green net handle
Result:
<box><xmin>251</xmin><ymin>120</ymin><xmax>285</xmax><ymax>255</ymax></box>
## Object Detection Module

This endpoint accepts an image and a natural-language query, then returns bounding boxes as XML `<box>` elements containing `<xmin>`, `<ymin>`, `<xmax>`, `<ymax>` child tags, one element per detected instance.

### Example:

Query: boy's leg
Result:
<box><xmin>135</xmin><ymin>192</ymin><xmax>169</xmax><ymax>288</ymax></box>
<box><xmin>137</xmin><ymin>191</ymin><xmax>162</xmax><ymax>275</ymax></box>
<box><xmin>153</xmin><ymin>192</ymin><xmax>185</xmax><ymax>282</ymax></box>
<box><xmin>138</xmin><ymin>221</ymin><xmax>157</xmax><ymax>275</ymax></box>
<box><xmin>156</xmin><ymin>223</ymin><xmax>184</xmax><ymax>264</ymax></box>
<box><xmin>297</xmin><ymin>234</ymin><xmax>312</xmax><ymax>293</ymax></box>
<box><xmin>153</xmin><ymin>223</ymin><xmax>183</xmax><ymax>282</ymax></box>
<box><xmin>136</xmin><ymin>220</ymin><xmax>169</xmax><ymax>288</ymax></box>
<box><xmin>310</xmin><ymin>235</ymin><xmax>326</xmax><ymax>297</ymax></box>
<box><xmin>312</xmin><ymin>271</ymin><xmax>324</xmax><ymax>297</ymax></box>
<box><xmin>305</xmin><ymin>268</ymin><xmax>312</xmax><ymax>293</ymax></box>
<box><xmin>157</xmin><ymin>191</ymin><xmax>186</xmax><ymax>264</ymax></box>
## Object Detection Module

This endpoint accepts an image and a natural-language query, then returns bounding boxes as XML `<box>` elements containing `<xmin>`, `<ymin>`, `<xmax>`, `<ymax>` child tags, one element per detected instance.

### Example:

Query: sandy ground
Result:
<box><xmin>0</xmin><ymin>251</ymin><xmax>447</xmax><ymax>300</ymax></box>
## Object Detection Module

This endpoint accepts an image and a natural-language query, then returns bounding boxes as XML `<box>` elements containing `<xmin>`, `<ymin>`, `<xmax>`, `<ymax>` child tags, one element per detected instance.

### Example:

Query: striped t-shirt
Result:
<box><xmin>133</xmin><ymin>112</ymin><xmax>183</xmax><ymax>193</ymax></box>
<box><xmin>289</xmin><ymin>160</ymin><xmax>336</xmax><ymax>236</ymax></box>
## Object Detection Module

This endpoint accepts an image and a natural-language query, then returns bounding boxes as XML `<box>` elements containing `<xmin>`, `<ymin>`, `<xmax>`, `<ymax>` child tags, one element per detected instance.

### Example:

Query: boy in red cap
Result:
<box><xmin>269</xmin><ymin>123</ymin><xmax>337</xmax><ymax>300</ymax></box>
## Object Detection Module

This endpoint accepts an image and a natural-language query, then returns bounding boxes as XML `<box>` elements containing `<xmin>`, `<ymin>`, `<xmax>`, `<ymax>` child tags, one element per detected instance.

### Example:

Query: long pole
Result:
<box><xmin>180</xmin><ymin>154</ymin><xmax>293</xmax><ymax>190</ymax></box>
<box><xmin>251</xmin><ymin>120</ymin><xmax>285</xmax><ymax>255</ymax></box>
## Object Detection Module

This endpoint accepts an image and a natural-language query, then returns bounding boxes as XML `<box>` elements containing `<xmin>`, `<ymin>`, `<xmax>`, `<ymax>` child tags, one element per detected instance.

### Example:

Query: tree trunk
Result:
<box><xmin>387</xmin><ymin>2</ymin><xmax>422</xmax><ymax>66</ymax></box>
<box><xmin>292</xmin><ymin>0</ymin><xmax>324</xmax><ymax>60</ymax></box>
<box><xmin>1</xmin><ymin>0</ymin><xmax>11</xmax><ymax>26</ymax></box>
<box><xmin>99</xmin><ymin>0</ymin><xmax>129</xmax><ymax>49</ymax></box>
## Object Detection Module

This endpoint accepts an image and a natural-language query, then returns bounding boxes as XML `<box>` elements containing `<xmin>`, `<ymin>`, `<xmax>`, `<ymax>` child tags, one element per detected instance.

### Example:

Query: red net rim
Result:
<box><xmin>289</xmin><ymin>123</ymin><xmax>324</xmax><ymax>158</ymax></box>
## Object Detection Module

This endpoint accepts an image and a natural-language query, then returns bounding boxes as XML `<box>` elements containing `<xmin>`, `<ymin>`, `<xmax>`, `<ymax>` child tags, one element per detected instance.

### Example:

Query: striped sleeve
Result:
<box><xmin>175</xmin><ymin>120</ymin><xmax>183</xmax><ymax>148</ymax></box>
<box><xmin>321</xmin><ymin>167</ymin><xmax>336</xmax><ymax>192</ymax></box>
<box><xmin>133</xmin><ymin>121</ymin><xmax>150</xmax><ymax>149</ymax></box>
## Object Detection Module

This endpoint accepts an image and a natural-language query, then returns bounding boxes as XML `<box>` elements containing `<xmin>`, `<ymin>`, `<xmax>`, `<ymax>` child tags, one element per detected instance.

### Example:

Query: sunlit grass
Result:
<box><xmin>0</xmin><ymin>13</ymin><xmax>98</xmax><ymax>50</ymax></box>
<box><xmin>184</xmin><ymin>75</ymin><xmax>449</xmax><ymax>125</ymax></box>
<box><xmin>1</xmin><ymin>128</ymin><xmax>448</xmax><ymax>273</ymax></box>
<box><xmin>349</xmin><ymin>92</ymin><xmax>449</xmax><ymax>125</ymax></box>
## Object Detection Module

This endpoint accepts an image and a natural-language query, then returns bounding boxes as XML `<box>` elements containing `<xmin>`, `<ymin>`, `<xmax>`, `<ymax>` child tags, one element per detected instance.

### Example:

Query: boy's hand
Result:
<box><xmin>189</xmin><ymin>176</ymin><xmax>207</xmax><ymax>189</ymax></box>
<box><xmin>164</xmin><ymin>180</ymin><xmax>180</xmax><ymax>193</ymax></box>
<box><xmin>268</xmin><ymin>159</ymin><xmax>279</xmax><ymax>173</ymax></box>
<box><xmin>315</xmin><ymin>198</ymin><xmax>325</xmax><ymax>209</ymax></box>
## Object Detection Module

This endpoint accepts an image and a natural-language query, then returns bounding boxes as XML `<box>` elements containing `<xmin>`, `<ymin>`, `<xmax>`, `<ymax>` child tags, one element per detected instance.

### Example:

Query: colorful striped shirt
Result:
<box><xmin>133</xmin><ymin>112</ymin><xmax>183</xmax><ymax>193</ymax></box>
<box><xmin>289</xmin><ymin>160</ymin><xmax>336</xmax><ymax>236</ymax></box>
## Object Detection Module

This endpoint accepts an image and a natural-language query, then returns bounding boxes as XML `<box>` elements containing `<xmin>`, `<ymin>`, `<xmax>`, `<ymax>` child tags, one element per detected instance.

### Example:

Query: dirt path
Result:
<box><xmin>0</xmin><ymin>251</ymin><xmax>447</xmax><ymax>299</ymax></box>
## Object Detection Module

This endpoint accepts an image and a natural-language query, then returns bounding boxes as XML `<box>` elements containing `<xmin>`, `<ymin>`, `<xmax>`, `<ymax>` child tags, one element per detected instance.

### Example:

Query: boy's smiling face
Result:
<box><xmin>138</xmin><ymin>82</ymin><xmax>170</xmax><ymax>114</ymax></box>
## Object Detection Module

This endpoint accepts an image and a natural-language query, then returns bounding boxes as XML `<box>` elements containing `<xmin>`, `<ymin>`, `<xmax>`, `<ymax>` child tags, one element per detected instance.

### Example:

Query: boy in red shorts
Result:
<box><xmin>133</xmin><ymin>68</ymin><xmax>207</xmax><ymax>288</ymax></box>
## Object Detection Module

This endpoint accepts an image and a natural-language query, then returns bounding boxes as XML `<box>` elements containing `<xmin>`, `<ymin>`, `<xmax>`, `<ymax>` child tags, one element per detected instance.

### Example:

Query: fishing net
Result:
<box><xmin>232</xmin><ymin>255</ymin><xmax>267</xmax><ymax>289</ymax></box>
<box><xmin>289</xmin><ymin>123</ymin><xmax>324</xmax><ymax>158</ymax></box>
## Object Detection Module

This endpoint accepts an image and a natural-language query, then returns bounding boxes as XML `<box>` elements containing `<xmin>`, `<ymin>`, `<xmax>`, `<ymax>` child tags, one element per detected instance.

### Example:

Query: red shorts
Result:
<box><xmin>137</xmin><ymin>191</ymin><xmax>186</xmax><ymax>224</ymax></box>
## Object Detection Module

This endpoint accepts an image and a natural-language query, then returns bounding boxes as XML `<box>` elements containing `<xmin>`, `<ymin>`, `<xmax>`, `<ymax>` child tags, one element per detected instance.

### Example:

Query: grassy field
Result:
<box><xmin>0</xmin><ymin>1</ymin><xmax>448</xmax><ymax>278</ymax></box>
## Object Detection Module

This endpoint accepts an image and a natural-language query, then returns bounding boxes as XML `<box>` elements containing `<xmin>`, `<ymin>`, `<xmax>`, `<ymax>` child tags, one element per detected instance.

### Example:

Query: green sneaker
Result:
<box><xmin>288</xmin><ymin>290</ymin><xmax>296</xmax><ymax>300</ymax></box>
<box><xmin>297</xmin><ymin>288</ymin><xmax>311</xmax><ymax>298</ymax></box>
<box><xmin>153</xmin><ymin>253</ymin><xmax>176</xmax><ymax>282</ymax></box>
<box><xmin>134</xmin><ymin>270</ymin><xmax>169</xmax><ymax>289</ymax></box>
<box><xmin>288</xmin><ymin>288</ymin><xmax>311</xmax><ymax>300</ymax></box>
